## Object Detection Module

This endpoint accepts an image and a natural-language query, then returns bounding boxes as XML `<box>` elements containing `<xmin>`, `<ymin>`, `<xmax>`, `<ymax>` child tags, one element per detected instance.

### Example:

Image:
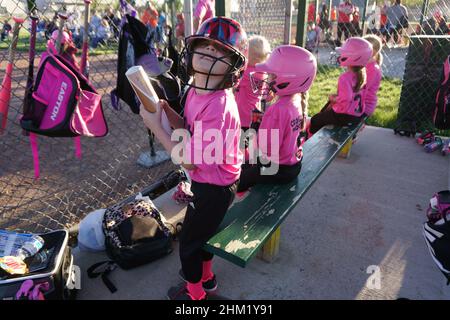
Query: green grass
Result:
<box><xmin>0</xmin><ymin>29</ymin><xmax>118</xmax><ymax>56</ymax></box>
<box><xmin>309</xmin><ymin>65</ymin><xmax>402</xmax><ymax>129</ymax></box>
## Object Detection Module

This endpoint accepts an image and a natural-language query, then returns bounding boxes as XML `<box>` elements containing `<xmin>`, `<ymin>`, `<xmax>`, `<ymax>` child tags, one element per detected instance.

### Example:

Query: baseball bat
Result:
<box><xmin>80</xmin><ymin>0</ymin><xmax>92</xmax><ymax>78</ymax></box>
<box><xmin>0</xmin><ymin>17</ymin><xmax>25</xmax><ymax>134</ymax></box>
<box><xmin>56</xmin><ymin>12</ymin><xmax>68</xmax><ymax>54</ymax></box>
<box><xmin>22</xmin><ymin>1</ymin><xmax>38</xmax><ymax>136</ymax></box>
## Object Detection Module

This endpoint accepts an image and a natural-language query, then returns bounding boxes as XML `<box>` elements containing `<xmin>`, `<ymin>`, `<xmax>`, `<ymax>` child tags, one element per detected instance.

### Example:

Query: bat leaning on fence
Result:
<box><xmin>80</xmin><ymin>0</ymin><xmax>92</xmax><ymax>78</ymax></box>
<box><xmin>22</xmin><ymin>1</ymin><xmax>39</xmax><ymax>136</ymax></box>
<box><xmin>0</xmin><ymin>17</ymin><xmax>25</xmax><ymax>134</ymax></box>
<box><xmin>56</xmin><ymin>12</ymin><xmax>68</xmax><ymax>54</ymax></box>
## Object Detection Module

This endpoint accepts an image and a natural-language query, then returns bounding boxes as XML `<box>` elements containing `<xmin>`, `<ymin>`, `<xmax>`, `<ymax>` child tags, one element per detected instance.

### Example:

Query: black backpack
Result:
<box><xmin>113</xmin><ymin>14</ymin><xmax>182</xmax><ymax>115</ymax></box>
<box><xmin>433</xmin><ymin>55</ymin><xmax>450</xmax><ymax>130</ymax></box>
<box><xmin>87</xmin><ymin>169</ymin><xmax>186</xmax><ymax>293</ymax></box>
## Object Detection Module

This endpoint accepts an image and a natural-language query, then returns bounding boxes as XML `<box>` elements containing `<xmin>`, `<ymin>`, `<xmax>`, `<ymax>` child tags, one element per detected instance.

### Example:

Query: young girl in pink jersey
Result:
<box><xmin>308</xmin><ymin>37</ymin><xmax>372</xmax><ymax>135</ymax></box>
<box><xmin>235</xmin><ymin>35</ymin><xmax>271</xmax><ymax>130</ymax></box>
<box><xmin>362</xmin><ymin>35</ymin><xmax>383</xmax><ymax>117</ymax></box>
<box><xmin>140</xmin><ymin>17</ymin><xmax>248</xmax><ymax>300</ymax></box>
<box><xmin>237</xmin><ymin>45</ymin><xmax>317</xmax><ymax>192</ymax></box>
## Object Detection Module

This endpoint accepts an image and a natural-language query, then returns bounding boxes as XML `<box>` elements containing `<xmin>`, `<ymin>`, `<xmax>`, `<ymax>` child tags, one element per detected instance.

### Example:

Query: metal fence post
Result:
<box><xmin>284</xmin><ymin>0</ymin><xmax>293</xmax><ymax>45</ymax></box>
<box><xmin>361</xmin><ymin>0</ymin><xmax>370</xmax><ymax>36</ymax></box>
<box><xmin>328</xmin><ymin>0</ymin><xmax>332</xmax><ymax>22</ymax></box>
<box><xmin>216</xmin><ymin>0</ymin><xmax>231</xmax><ymax>17</ymax></box>
<box><xmin>419</xmin><ymin>0</ymin><xmax>430</xmax><ymax>26</ymax></box>
<box><xmin>295</xmin><ymin>0</ymin><xmax>308</xmax><ymax>48</ymax></box>
<box><xmin>170</xmin><ymin>0</ymin><xmax>176</xmax><ymax>29</ymax></box>
<box><xmin>314</xmin><ymin>0</ymin><xmax>319</xmax><ymax>23</ymax></box>
<box><xmin>184</xmin><ymin>0</ymin><xmax>193</xmax><ymax>37</ymax></box>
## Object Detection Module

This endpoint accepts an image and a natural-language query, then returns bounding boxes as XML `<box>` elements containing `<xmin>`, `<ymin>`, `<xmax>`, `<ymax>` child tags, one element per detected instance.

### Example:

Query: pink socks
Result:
<box><xmin>202</xmin><ymin>260</ymin><xmax>214</xmax><ymax>282</ymax></box>
<box><xmin>187</xmin><ymin>281</ymin><xmax>206</xmax><ymax>300</ymax></box>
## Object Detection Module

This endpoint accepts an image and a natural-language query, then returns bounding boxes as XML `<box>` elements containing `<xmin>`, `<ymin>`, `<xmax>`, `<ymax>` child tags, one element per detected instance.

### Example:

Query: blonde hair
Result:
<box><xmin>300</xmin><ymin>92</ymin><xmax>309</xmax><ymax>131</ymax></box>
<box><xmin>248</xmin><ymin>35</ymin><xmax>271</xmax><ymax>66</ymax></box>
<box><xmin>350</xmin><ymin>66</ymin><xmax>367</xmax><ymax>92</ymax></box>
<box><xmin>363</xmin><ymin>34</ymin><xmax>383</xmax><ymax>66</ymax></box>
<box><xmin>291</xmin><ymin>92</ymin><xmax>309</xmax><ymax>131</ymax></box>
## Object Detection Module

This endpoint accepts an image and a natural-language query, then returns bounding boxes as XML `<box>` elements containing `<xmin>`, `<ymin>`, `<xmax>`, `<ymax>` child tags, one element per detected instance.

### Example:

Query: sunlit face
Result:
<box><xmin>191</xmin><ymin>39</ymin><xmax>233</xmax><ymax>76</ymax></box>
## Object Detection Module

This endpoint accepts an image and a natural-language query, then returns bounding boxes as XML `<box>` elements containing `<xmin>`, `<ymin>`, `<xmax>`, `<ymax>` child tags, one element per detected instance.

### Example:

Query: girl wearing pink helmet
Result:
<box><xmin>140</xmin><ymin>16</ymin><xmax>248</xmax><ymax>300</ymax></box>
<box><xmin>44</xmin><ymin>30</ymin><xmax>80</xmax><ymax>71</ymax></box>
<box><xmin>237</xmin><ymin>45</ymin><xmax>317</xmax><ymax>192</ymax></box>
<box><xmin>308</xmin><ymin>37</ymin><xmax>372</xmax><ymax>135</ymax></box>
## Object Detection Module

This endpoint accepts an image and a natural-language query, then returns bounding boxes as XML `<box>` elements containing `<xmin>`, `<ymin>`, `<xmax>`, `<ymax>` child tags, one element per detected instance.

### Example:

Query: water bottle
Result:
<box><xmin>16</xmin><ymin>235</ymin><xmax>47</xmax><ymax>263</ymax></box>
<box><xmin>424</xmin><ymin>137</ymin><xmax>443</xmax><ymax>153</ymax></box>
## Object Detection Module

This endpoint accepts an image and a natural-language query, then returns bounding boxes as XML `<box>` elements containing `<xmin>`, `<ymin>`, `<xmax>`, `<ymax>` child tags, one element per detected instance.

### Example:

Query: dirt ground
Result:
<box><xmin>0</xmin><ymin>51</ymin><xmax>177</xmax><ymax>233</ymax></box>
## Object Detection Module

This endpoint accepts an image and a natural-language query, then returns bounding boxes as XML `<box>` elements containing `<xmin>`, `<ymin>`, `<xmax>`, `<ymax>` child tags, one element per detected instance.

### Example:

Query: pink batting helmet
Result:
<box><xmin>252</xmin><ymin>45</ymin><xmax>317</xmax><ymax>96</ymax></box>
<box><xmin>336</xmin><ymin>37</ymin><xmax>373</xmax><ymax>67</ymax></box>
<box><xmin>51</xmin><ymin>30</ymin><xmax>70</xmax><ymax>44</ymax></box>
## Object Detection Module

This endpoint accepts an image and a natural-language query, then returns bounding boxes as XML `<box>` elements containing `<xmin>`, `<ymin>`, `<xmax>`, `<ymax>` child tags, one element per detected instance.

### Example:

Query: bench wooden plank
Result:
<box><xmin>204</xmin><ymin>122</ymin><xmax>364</xmax><ymax>267</ymax></box>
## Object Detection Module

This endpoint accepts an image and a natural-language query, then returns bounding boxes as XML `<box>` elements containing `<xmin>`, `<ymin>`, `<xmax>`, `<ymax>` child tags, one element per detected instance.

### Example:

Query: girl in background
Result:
<box><xmin>235</xmin><ymin>35</ymin><xmax>271</xmax><ymax>130</ymax></box>
<box><xmin>362</xmin><ymin>34</ymin><xmax>383</xmax><ymax>117</ymax></box>
<box><xmin>308</xmin><ymin>37</ymin><xmax>372</xmax><ymax>135</ymax></box>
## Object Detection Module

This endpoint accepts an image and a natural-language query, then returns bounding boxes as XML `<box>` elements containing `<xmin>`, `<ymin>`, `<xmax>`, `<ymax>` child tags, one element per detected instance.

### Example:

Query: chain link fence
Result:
<box><xmin>0</xmin><ymin>0</ymin><xmax>449</xmax><ymax>234</ymax></box>
<box><xmin>0</xmin><ymin>0</ymin><xmax>178</xmax><ymax>234</ymax></box>
<box><xmin>299</xmin><ymin>0</ymin><xmax>450</xmax><ymax>131</ymax></box>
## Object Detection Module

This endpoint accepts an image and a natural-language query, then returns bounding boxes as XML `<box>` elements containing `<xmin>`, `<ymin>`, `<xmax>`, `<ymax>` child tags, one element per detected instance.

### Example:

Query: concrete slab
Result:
<box><xmin>74</xmin><ymin>126</ymin><xmax>450</xmax><ymax>300</ymax></box>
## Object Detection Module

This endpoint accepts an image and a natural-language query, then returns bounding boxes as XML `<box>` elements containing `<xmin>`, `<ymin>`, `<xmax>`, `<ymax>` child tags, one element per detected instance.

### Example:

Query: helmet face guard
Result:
<box><xmin>250</xmin><ymin>71</ymin><xmax>277</xmax><ymax>99</ymax></box>
<box><xmin>329</xmin><ymin>51</ymin><xmax>340</xmax><ymax>66</ymax></box>
<box><xmin>179</xmin><ymin>17</ymin><xmax>248</xmax><ymax>91</ymax></box>
<box><xmin>180</xmin><ymin>37</ymin><xmax>246</xmax><ymax>90</ymax></box>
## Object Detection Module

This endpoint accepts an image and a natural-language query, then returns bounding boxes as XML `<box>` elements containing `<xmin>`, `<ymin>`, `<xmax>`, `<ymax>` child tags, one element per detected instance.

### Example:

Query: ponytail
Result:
<box><xmin>300</xmin><ymin>92</ymin><xmax>309</xmax><ymax>131</ymax></box>
<box><xmin>350</xmin><ymin>66</ymin><xmax>366</xmax><ymax>92</ymax></box>
<box><xmin>375</xmin><ymin>51</ymin><xmax>383</xmax><ymax>66</ymax></box>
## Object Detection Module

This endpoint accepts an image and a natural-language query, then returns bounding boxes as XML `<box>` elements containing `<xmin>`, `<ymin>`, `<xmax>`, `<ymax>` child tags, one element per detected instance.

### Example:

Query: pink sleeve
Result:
<box><xmin>365</xmin><ymin>71</ymin><xmax>382</xmax><ymax>116</ymax></box>
<box><xmin>258</xmin><ymin>107</ymin><xmax>281</xmax><ymax>161</ymax></box>
<box><xmin>333</xmin><ymin>75</ymin><xmax>354</xmax><ymax>113</ymax></box>
<box><xmin>194</xmin><ymin>1</ymin><xmax>207</xmax><ymax>19</ymax></box>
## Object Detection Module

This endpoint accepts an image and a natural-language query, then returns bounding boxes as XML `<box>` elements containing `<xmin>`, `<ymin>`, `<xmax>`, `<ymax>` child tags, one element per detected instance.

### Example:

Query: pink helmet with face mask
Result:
<box><xmin>51</xmin><ymin>30</ymin><xmax>71</xmax><ymax>44</ymax></box>
<box><xmin>251</xmin><ymin>45</ymin><xmax>317</xmax><ymax>97</ymax></box>
<box><xmin>336</xmin><ymin>37</ymin><xmax>373</xmax><ymax>67</ymax></box>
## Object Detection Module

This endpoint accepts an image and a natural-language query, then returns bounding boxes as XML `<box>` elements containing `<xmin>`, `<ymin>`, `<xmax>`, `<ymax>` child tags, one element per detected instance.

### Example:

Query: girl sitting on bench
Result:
<box><xmin>237</xmin><ymin>45</ymin><xmax>317</xmax><ymax>192</ymax></box>
<box><xmin>140</xmin><ymin>17</ymin><xmax>248</xmax><ymax>300</ymax></box>
<box><xmin>235</xmin><ymin>35</ymin><xmax>271</xmax><ymax>130</ymax></box>
<box><xmin>362</xmin><ymin>34</ymin><xmax>383</xmax><ymax>118</ymax></box>
<box><xmin>308</xmin><ymin>37</ymin><xmax>373</xmax><ymax>135</ymax></box>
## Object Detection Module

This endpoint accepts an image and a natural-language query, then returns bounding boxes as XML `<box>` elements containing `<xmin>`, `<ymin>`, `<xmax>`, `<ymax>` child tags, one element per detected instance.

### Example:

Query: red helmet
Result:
<box><xmin>180</xmin><ymin>17</ymin><xmax>248</xmax><ymax>90</ymax></box>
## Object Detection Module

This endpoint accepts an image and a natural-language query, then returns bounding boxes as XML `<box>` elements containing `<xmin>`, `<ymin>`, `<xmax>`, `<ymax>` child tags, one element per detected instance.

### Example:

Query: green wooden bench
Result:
<box><xmin>203</xmin><ymin>122</ymin><xmax>365</xmax><ymax>267</ymax></box>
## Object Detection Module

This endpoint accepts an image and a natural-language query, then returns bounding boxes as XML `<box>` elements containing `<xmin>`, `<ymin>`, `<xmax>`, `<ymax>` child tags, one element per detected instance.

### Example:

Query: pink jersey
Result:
<box><xmin>194</xmin><ymin>0</ymin><xmax>215</xmax><ymax>25</ymax></box>
<box><xmin>332</xmin><ymin>70</ymin><xmax>366</xmax><ymax>117</ymax></box>
<box><xmin>258</xmin><ymin>96</ymin><xmax>306</xmax><ymax>166</ymax></box>
<box><xmin>235</xmin><ymin>66</ymin><xmax>263</xmax><ymax>128</ymax></box>
<box><xmin>364</xmin><ymin>61</ymin><xmax>382</xmax><ymax>116</ymax></box>
<box><xmin>184</xmin><ymin>88</ymin><xmax>242</xmax><ymax>186</ymax></box>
